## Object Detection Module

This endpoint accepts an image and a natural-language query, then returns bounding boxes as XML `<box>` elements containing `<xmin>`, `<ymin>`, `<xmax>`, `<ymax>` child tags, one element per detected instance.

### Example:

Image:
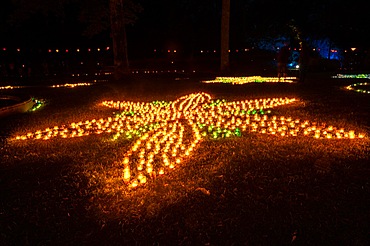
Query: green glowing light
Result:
<box><xmin>29</xmin><ymin>98</ymin><xmax>45</xmax><ymax>112</ymax></box>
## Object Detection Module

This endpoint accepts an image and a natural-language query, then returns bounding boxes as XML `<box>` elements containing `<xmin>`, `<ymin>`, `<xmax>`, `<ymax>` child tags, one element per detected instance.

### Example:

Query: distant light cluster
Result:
<box><xmin>51</xmin><ymin>82</ymin><xmax>92</xmax><ymax>88</ymax></box>
<box><xmin>202</xmin><ymin>76</ymin><xmax>297</xmax><ymax>84</ymax></box>
<box><xmin>131</xmin><ymin>69</ymin><xmax>195</xmax><ymax>74</ymax></box>
<box><xmin>1</xmin><ymin>47</ymin><xmax>111</xmax><ymax>53</ymax></box>
<box><xmin>29</xmin><ymin>99</ymin><xmax>45</xmax><ymax>112</ymax></box>
<box><xmin>332</xmin><ymin>74</ymin><xmax>370</xmax><ymax>94</ymax></box>
<box><xmin>0</xmin><ymin>85</ymin><xmax>23</xmax><ymax>90</ymax></box>
<box><xmin>345</xmin><ymin>82</ymin><xmax>370</xmax><ymax>94</ymax></box>
<box><xmin>1</xmin><ymin>83</ymin><xmax>93</xmax><ymax>90</ymax></box>
<box><xmin>72</xmin><ymin>72</ymin><xmax>112</xmax><ymax>77</ymax></box>
<box><xmin>13</xmin><ymin>92</ymin><xmax>365</xmax><ymax>188</ymax></box>
<box><xmin>332</xmin><ymin>73</ymin><xmax>370</xmax><ymax>79</ymax></box>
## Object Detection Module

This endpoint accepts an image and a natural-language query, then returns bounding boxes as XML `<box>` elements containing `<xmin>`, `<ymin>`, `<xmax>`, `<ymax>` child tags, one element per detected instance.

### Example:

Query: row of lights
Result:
<box><xmin>13</xmin><ymin>92</ymin><xmax>365</xmax><ymax>188</ymax></box>
<box><xmin>332</xmin><ymin>73</ymin><xmax>370</xmax><ymax>79</ymax></box>
<box><xmin>132</xmin><ymin>47</ymin><xmax>331</xmax><ymax>53</ymax></box>
<box><xmin>0</xmin><ymin>83</ymin><xmax>93</xmax><ymax>90</ymax></box>
<box><xmin>2</xmin><ymin>47</ymin><xmax>341</xmax><ymax>54</ymax></box>
<box><xmin>51</xmin><ymin>82</ymin><xmax>93</xmax><ymax>88</ymax></box>
<box><xmin>2</xmin><ymin>47</ymin><xmax>251</xmax><ymax>53</ymax></box>
<box><xmin>0</xmin><ymin>85</ymin><xmax>22</xmax><ymax>90</ymax></box>
<box><xmin>1</xmin><ymin>47</ymin><xmax>111</xmax><ymax>53</ymax></box>
<box><xmin>71</xmin><ymin>72</ymin><xmax>112</xmax><ymax>77</ymax></box>
<box><xmin>202</xmin><ymin>76</ymin><xmax>297</xmax><ymax>84</ymax></box>
<box><xmin>332</xmin><ymin>74</ymin><xmax>370</xmax><ymax>94</ymax></box>
<box><xmin>345</xmin><ymin>82</ymin><xmax>370</xmax><ymax>94</ymax></box>
<box><xmin>131</xmin><ymin>70</ymin><xmax>195</xmax><ymax>74</ymax></box>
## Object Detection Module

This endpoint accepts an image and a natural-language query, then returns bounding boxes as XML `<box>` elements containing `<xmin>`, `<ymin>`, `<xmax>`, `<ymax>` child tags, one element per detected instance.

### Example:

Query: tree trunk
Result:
<box><xmin>220</xmin><ymin>0</ymin><xmax>230</xmax><ymax>74</ymax></box>
<box><xmin>110</xmin><ymin>0</ymin><xmax>130</xmax><ymax>80</ymax></box>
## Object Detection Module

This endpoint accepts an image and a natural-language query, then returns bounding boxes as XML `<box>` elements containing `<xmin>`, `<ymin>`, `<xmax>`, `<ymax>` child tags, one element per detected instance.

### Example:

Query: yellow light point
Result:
<box><xmin>146</xmin><ymin>165</ymin><xmax>153</xmax><ymax>174</ymax></box>
<box><xmin>123</xmin><ymin>166</ymin><xmax>131</xmax><ymax>181</ymax></box>
<box><xmin>137</xmin><ymin>173</ymin><xmax>147</xmax><ymax>184</ymax></box>
<box><xmin>130</xmin><ymin>180</ymin><xmax>138</xmax><ymax>188</ymax></box>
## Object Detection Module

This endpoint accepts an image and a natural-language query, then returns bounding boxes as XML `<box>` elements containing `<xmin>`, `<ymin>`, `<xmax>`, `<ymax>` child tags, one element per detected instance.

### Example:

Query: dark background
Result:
<box><xmin>1</xmin><ymin>0</ymin><xmax>370</xmax><ymax>51</ymax></box>
<box><xmin>1</xmin><ymin>0</ymin><xmax>370</xmax><ymax>77</ymax></box>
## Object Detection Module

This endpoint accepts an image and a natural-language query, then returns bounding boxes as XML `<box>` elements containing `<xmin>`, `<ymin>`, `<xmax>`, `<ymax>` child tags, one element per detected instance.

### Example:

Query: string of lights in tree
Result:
<box><xmin>202</xmin><ymin>76</ymin><xmax>297</xmax><ymax>84</ymax></box>
<box><xmin>13</xmin><ymin>93</ymin><xmax>365</xmax><ymax>188</ymax></box>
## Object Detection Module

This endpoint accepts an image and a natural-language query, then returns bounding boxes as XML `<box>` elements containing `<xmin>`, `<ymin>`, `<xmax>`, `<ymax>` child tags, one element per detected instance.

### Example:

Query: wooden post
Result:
<box><xmin>220</xmin><ymin>0</ymin><xmax>230</xmax><ymax>74</ymax></box>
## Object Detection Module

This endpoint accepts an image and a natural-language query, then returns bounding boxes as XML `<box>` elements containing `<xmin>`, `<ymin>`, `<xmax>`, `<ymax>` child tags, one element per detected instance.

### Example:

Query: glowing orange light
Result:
<box><xmin>13</xmin><ymin>92</ymin><xmax>365</xmax><ymax>189</ymax></box>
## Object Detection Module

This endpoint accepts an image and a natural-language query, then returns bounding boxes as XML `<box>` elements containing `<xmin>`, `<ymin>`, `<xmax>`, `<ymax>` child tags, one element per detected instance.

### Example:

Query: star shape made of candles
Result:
<box><xmin>13</xmin><ymin>92</ymin><xmax>365</xmax><ymax>188</ymax></box>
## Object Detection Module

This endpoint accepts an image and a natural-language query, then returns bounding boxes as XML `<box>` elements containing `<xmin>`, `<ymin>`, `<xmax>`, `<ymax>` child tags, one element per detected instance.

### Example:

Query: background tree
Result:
<box><xmin>108</xmin><ymin>0</ymin><xmax>142</xmax><ymax>79</ymax></box>
<box><xmin>7</xmin><ymin>0</ymin><xmax>141</xmax><ymax>80</ymax></box>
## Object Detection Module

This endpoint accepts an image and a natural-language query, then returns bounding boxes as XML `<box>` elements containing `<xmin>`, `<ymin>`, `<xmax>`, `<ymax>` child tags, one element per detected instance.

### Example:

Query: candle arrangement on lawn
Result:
<box><xmin>202</xmin><ymin>76</ymin><xmax>297</xmax><ymax>84</ymax></box>
<box><xmin>13</xmin><ymin>92</ymin><xmax>365</xmax><ymax>188</ymax></box>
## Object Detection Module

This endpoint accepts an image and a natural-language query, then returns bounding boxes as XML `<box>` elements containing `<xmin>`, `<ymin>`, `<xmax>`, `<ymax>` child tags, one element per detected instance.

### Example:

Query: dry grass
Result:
<box><xmin>0</xmin><ymin>75</ymin><xmax>369</xmax><ymax>245</ymax></box>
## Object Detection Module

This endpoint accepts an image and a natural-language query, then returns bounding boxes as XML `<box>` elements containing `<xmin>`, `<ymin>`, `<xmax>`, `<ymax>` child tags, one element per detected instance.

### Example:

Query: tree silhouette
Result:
<box><xmin>7</xmin><ymin>0</ymin><xmax>141</xmax><ymax>80</ymax></box>
<box><xmin>108</xmin><ymin>0</ymin><xmax>142</xmax><ymax>79</ymax></box>
<box><xmin>220</xmin><ymin>0</ymin><xmax>230</xmax><ymax>73</ymax></box>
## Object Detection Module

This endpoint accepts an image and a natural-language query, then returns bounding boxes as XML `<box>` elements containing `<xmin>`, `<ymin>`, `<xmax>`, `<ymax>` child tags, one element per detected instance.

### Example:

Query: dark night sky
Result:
<box><xmin>1</xmin><ymin>0</ymin><xmax>370</xmax><ymax>51</ymax></box>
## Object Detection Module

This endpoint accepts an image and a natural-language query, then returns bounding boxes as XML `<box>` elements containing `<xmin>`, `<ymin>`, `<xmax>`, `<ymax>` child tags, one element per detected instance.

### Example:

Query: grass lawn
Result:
<box><xmin>0</xmin><ymin>74</ymin><xmax>369</xmax><ymax>245</ymax></box>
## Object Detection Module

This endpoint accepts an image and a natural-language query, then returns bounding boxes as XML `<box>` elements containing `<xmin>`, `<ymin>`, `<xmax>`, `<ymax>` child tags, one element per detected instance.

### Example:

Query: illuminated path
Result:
<box><xmin>13</xmin><ymin>92</ymin><xmax>365</xmax><ymax>188</ymax></box>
